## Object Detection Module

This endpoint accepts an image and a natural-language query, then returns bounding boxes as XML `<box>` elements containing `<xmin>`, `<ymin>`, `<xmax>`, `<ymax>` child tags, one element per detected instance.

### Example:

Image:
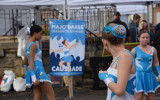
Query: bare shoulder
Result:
<box><xmin>152</xmin><ymin>46</ymin><xmax>157</xmax><ymax>51</ymax></box>
<box><xmin>117</xmin><ymin>51</ymin><xmax>133</xmax><ymax>70</ymax></box>
<box><xmin>121</xmin><ymin>51</ymin><xmax>132</xmax><ymax>59</ymax></box>
<box><xmin>152</xmin><ymin>46</ymin><xmax>158</xmax><ymax>54</ymax></box>
<box><xmin>30</xmin><ymin>43</ymin><xmax>37</xmax><ymax>50</ymax></box>
<box><xmin>131</xmin><ymin>48</ymin><xmax>135</xmax><ymax>53</ymax></box>
<box><xmin>119</xmin><ymin>51</ymin><xmax>132</xmax><ymax>65</ymax></box>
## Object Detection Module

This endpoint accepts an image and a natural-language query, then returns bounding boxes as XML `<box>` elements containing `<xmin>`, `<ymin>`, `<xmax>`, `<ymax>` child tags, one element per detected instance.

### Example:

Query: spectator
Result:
<box><xmin>111</xmin><ymin>12</ymin><xmax>130</xmax><ymax>42</ymax></box>
<box><xmin>149</xmin><ymin>23</ymin><xmax>155</xmax><ymax>34</ymax></box>
<box><xmin>154</xmin><ymin>23</ymin><xmax>160</xmax><ymax>62</ymax></box>
<box><xmin>155</xmin><ymin>23</ymin><xmax>160</xmax><ymax>33</ymax></box>
<box><xmin>128</xmin><ymin>14</ymin><xmax>141</xmax><ymax>42</ymax></box>
<box><xmin>140</xmin><ymin>20</ymin><xmax>154</xmax><ymax>45</ymax></box>
<box><xmin>140</xmin><ymin>20</ymin><xmax>148</xmax><ymax>31</ymax></box>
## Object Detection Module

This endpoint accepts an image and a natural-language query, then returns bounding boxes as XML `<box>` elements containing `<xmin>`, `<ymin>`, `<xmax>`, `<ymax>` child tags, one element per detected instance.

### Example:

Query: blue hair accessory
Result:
<box><xmin>104</xmin><ymin>24</ymin><xmax>126</xmax><ymax>38</ymax></box>
<box><xmin>104</xmin><ymin>26</ymin><xmax>112</xmax><ymax>33</ymax></box>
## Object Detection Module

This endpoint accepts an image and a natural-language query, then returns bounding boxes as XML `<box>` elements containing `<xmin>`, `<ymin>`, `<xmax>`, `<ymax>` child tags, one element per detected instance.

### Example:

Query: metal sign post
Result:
<box><xmin>68</xmin><ymin>76</ymin><xmax>73</xmax><ymax>99</ymax></box>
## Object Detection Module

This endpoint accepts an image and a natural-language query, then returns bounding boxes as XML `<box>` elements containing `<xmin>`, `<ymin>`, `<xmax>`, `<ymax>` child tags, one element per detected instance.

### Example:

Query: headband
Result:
<box><xmin>104</xmin><ymin>24</ymin><xmax>126</xmax><ymax>38</ymax></box>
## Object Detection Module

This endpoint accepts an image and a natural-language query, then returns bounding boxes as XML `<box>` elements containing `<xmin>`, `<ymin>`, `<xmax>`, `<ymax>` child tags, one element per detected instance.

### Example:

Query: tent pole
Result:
<box><xmin>35</xmin><ymin>6</ymin><xmax>42</xmax><ymax>50</ymax></box>
<box><xmin>68</xmin><ymin>6</ymin><xmax>70</xmax><ymax>20</ymax></box>
<box><xmin>146</xmin><ymin>2</ymin><xmax>150</xmax><ymax>31</ymax></box>
<box><xmin>151</xmin><ymin>4</ymin><xmax>154</xmax><ymax>25</ymax></box>
<box><xmin>63</xmin><ymin>4</ymin><xmax>66</xmax><ymax>20</ymax></box>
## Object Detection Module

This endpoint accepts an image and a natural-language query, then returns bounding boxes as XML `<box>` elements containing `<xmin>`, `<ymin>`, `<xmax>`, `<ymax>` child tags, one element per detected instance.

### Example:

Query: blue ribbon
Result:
<box><xmin>104</xmin><ymin>24</ymin><xmax>126</xmax><ymax>38</ymax></box>
<box><xmin>155</xmin><ymin>66</ymin><xmax>160</xmax><ymax>76</ymax></box>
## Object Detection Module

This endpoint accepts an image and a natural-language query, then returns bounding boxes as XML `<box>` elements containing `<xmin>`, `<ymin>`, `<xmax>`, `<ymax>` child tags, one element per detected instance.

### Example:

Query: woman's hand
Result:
<box><xmin>99</xmin><ymin>70</ymin><xmax>104</xmax><ymax>74</ymax></box>
<box><xmin>158</xmin><ymin>77</ymin><xmax>160</xmax><ymax>84</ymax></box>
<box><xmin>99</xmin><ymin>71</ymin><xmax>108</xmax><ymax>74</ymax></box>
<box><xmin>33</xmin><ymin>79</ymin><xmax>39</xmax><ymax>86</ymax></box>
<box><xmin>98</xmin><ymin>71</ymin><xmax>108</xmax><ymax>81</ymax></box>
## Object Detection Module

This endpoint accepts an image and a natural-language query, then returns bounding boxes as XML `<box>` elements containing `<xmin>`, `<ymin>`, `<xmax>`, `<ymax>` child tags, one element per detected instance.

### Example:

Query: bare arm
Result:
<box><xmin>153</xmin><ymin>47</ymin><xmax>159</xmax><ymax>67</ymax></box>
<box><xmin>153</xmin><ymin>47</ymin><xmax>160</xmax><ymax>83</ymax></box>
<box><xmin>68</xmin><ymin>40</ymin><xmax>80</xmax><ymax>49</ymax></box>
<box><xmin>29</xmin><ymin>43</ymin><xmax>37</xmax><ymax>71</ymax></box>
<box><xmin>52</xmin><ymin>48</ymin><xmax>64</xmax><ymax>52</ymax></box>
<box><xmin>131</xmin><ymin>48</ymin><xmax>136</xmax><ymax>57</ymax></box>
<box><xmin>108</xmin><ymin>52</ymin><xmax>132</xmax><ymax>96</ymax></box>
<box><xmin>23</xmin><ymin>53</ymin><xmax>28</xmax><ymax>65</ymax></box>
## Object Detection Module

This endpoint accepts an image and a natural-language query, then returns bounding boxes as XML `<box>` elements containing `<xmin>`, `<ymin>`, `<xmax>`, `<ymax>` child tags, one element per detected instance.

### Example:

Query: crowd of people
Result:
<box><xmin>21</xmin><ymin>11</ymin><xmax>160</xmax><ymax>100</ymax></box>
<box><xmin>98</xmin><ymin>12</ymin><xmax>160</xmax><ymax>100</ymax></box>
<box><xmin>112</xmin><ymin>12</ymin><xmax>159</xmax><ymax>45</ymax></box>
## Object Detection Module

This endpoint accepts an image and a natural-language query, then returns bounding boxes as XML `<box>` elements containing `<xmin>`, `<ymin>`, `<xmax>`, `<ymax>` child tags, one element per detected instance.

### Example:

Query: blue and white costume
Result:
<box><xmin>61</xmin><ymin>47</ymin><xmax>73</xmax><ymax>63</ymax></box>
<box><xmin>134</xmin><ymin>46</ymin><xmax>160</xmax><ymax>95</ymax></box>
<box><xmin>106</xmin><ymin>50</ymin><xmax>136</xmax><ymax>100</ymax></box>
<box><xmin>25</xmin><ymin>42</ymin><xmax>51</xmax><ymax>87</ymax></box>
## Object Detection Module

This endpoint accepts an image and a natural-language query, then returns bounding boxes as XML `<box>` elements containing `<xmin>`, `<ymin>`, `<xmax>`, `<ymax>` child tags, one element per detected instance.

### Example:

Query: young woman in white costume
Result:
<box><xmin>98</xmin><ymin>23</ymin><xmax>136</xmax><ymax>100</ymax></box>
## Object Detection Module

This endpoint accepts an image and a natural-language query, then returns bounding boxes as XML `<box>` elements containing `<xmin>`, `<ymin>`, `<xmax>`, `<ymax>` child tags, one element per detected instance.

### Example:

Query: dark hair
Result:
<box><xmin>30</xmin><ymin>25</ymin><xmax>42</xmax><ymax>37</ymax></box>
<box><xmin>102</xmin><ymin>23</ymin><xmax>124</xmax><ymax>45</ymax></box>
<box><xmin>138</xmin><ymin>30</ymin><xmax>150</xmax><ymax>38</ymax></box>
<box><xmin>62</xmin><ymin>40</ymin><xmax>66</xmax><ymax>45</ymax></box>
<box><xmin>141</xmin><ymin>20</ymin><xmax>147</xmax><ymax>23</ymax></box>
<box><xmin>114</xmin><ymin>12</ymin><xmax>121</xmax><ymax>16</ymax></box>
<box><xmin>133</xmin><ymin>14</ymin><xmax>141</xmax><ymax>20</ymax></box>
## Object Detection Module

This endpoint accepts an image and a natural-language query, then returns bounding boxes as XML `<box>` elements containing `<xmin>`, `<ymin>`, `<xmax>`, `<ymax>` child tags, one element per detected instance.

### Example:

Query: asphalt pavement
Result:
<box><xmin>0</xmin><ymin>80</ymin><xmax>160</xmax><ymax>100</ymax></box>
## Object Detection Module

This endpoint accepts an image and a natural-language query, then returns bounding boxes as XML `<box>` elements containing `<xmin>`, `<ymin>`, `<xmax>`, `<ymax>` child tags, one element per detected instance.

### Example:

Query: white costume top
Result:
<box><xmin>106</xmin><ymin>50</ymin><xmax>136</xmax><ymax>100</ymax></box>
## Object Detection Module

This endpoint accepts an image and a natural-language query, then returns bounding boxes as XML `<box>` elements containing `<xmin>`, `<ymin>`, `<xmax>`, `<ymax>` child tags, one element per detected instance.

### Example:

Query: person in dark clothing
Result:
<box><xmin>155</xmin><ymin>23</ymin><xmax>160</xmax><ymax>33</ymax></box>
<box><xmin>128</xmin><ymin>14</ymin><xmax>141</xmax><ymax>42</ymax></box>
<box><xmin>111</xmin><ymin>12</ymin><xmax>130</xmax><ymax>42</ymax></box>
<box><xmin>154</xmin><ymin>23</ymin><xmax>160</xmax><ymax>62</ymax></box>
<box><xmin>140</xmin><ymin>20</ymin><xmax>154</xmax><ymax>45</ymax></box>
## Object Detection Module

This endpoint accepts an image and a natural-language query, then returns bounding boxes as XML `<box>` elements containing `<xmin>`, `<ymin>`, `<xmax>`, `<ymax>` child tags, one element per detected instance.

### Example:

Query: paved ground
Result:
<box><xmin>0</xmin><ymin>81</ymin><xmax>160</xmax><ymax>100</ymax></box>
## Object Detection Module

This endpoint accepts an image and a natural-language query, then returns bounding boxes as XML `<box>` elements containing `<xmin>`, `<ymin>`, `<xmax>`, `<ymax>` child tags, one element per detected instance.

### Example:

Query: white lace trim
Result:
<box><xmin>135</xmin><ymin>85</ymin><xmax>160</xmax><ymax>95</ymax></box>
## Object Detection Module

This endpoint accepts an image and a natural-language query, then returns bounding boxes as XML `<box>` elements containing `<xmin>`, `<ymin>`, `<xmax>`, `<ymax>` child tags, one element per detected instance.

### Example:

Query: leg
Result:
<box><xmin>66</xmin><ymin>62</ymin><xmax>71</xmax><ymax>67</ymax></box>
<box><xmin>135</xmin><ymin>92</ymin><xmax>143</xmax><ymax>100</ymax></box>
<box><xmin>39</xmin><ymin>82</ymin><xmax>56</xmax><ymax>100</ymax></box>
<box><xmin>146</xmin><ymin>93</ymin><xmax>154</xmax><ymax>100</ymax></box>
<box><xmin>33</xmin><ymin>86</ymin><xmax>42</xmax><ymax>100</ymax></box>
<box><xmin>63</xmin><ymin>76</ymin><xmax>69</xmax><ymax>87</ymax></box>
<box><xmin>59</xmin><ymin>61</ymin><xmax>65</xmax><ymax>66</ymax></box>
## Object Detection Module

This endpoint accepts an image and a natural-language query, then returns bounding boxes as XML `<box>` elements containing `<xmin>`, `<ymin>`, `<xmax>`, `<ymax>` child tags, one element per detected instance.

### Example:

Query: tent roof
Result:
<box><xmin>0</xmin><ymin>0</ymin><xmax>159</xmax><ymax>14</ymax></box>
<box><xmin>0</xmin><ymin>0</ymin><xmax>159</xmax><ymax>7</ymax></box>
<box><xmin>69</xmin><ymin>0</ymin><xmax>159</xmax><ymax>7</ymax></box>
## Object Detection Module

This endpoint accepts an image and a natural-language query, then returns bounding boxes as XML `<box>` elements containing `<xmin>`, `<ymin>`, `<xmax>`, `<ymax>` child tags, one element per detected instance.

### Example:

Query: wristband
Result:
<box><xmin>98</xmin><ymin>73</ymin><xmax>108</xmax><ymax>81</ymax></box>
<box><xmin>30</xmin><ymin>71</ymin><xmax>36</xmax><ymax>82</ymax></box>
<box><xmin>155</xmin><ymin>66</ymin><xmax>160</xmax><ymax>77</ymax></box>
<box><xmin>104</xmin><ymin>78</ymin><xmax>113</xmax><ymax>86</ymax></box>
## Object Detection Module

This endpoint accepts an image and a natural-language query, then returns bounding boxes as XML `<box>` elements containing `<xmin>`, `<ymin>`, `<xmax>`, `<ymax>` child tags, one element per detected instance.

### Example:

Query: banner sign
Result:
<box><xmin>49</xmin><ymin>20</ymin><xmax>85</xmax><ymax>76</ymax></box>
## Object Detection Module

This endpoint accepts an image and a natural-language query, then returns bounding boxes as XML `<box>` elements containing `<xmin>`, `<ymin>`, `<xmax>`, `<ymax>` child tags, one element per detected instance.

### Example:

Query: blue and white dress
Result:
<box><xmin>61</xmin><ymin>47</ymin><xmax>73</xmax><ymax>63</ymax></box>
<box><xmin>25</xmin><ymin>42</ymin><xmax>51</xmax><ymax>87</ymax></box>
<box><xmin>106</xmin><ymin>50</ymin><xmax>136</xmax><ymax>100</ymax></box>
<box><xmin>134</xmin><ymin>46</ymin><xmax>160</xmax><ymax>95</ymax></box>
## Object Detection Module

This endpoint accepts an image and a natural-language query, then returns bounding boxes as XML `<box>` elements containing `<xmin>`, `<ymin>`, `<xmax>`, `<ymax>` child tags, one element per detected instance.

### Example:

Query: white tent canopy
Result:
<box><xmin>0</xmin><ymin>0</ymin><xmax>159</xmax><ymax>6</ymax></box>
<box><xmin>68</xmin><ymin>0</ymin><xmax>159</xmax><ymax>7</ymax></box>
<box><xmin>117</xmin><ymin>5</ymin><xmax>147</xmax><ymax>15</ymax></box>
<box><xmin>0</xmin><ymin>0</ymin><xmax>159</xmax><ymax>15</ymax></box>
